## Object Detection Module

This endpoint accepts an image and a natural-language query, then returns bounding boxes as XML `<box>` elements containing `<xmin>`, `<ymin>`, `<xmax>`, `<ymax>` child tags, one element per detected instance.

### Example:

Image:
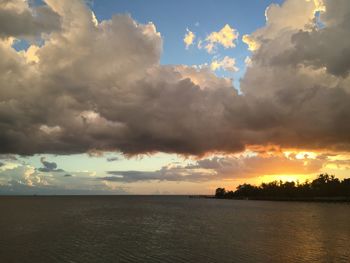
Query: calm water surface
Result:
<box><xmin>0</xmin><ymin>196</ymin><xmax>349</xmax><ymax>262</ymax></box>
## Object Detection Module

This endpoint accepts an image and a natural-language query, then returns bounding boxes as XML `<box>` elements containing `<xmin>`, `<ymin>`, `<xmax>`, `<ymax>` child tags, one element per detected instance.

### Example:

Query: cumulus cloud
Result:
<box><xmin>271</xmin><ymin>0</ymin><xmax>350</xmax><ymax>77</ymax></box>
<box><xmin>184</xmin><ymin>28</ymin><xmax>195</xmax><ymax>49</ymax></box>
<box><xmin>204</xmin><ymin>24</ymin><xmax>239</xmax><ymax>53</ymax></box>
<box><xmin>0</xmin><ymin>160</ymin><xmax>127</xmax><ymax>194</ymax></box>
<box><xmin>242</xmin><ymin>0</ymin><xmax>325</xmax><ymax>53</ymax></box>
<box><xmin>0</xmin><ymin>0</ymin><xmax>350</xmax><ymax>159</ymax></box>
<box><xmin>210</xmin><ymin>56</ymin><xmax>238</xmax><ymax>72</ymax></box>
<box><xmin>240</xmin><ymin>0</ymin><xmax>350</xmax><ymax>152</ymax></box>
<box><xmin>0</xmin><ymin>0</ymin><xmax>60</xmax><ymax>38</ymax></box>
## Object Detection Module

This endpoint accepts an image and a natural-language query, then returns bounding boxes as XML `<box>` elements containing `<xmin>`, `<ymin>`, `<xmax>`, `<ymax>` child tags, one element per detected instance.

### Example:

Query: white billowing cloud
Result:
<box><xmin>0</xmin><ymin>0</ymin><xmax>350</xmax><ymax>159</ymax></box>
<box><xmin>0</xmin><ymin>163</ymin><xmax>47</xmax><ymax>188</ymax></box>
<box><xmin>211</xmin><ymin>56</ymin><xmax>238</xmax><ymax>72</ymax></box>
<box><xmin>0</xmin><ymin>159</ymin><xmax>127</xmax><ymax>194</ymax></box>
<box><xmin>242</xmin><ymin>0</ymin><xmax>325</xmax><ymax>52</ymax></box>
<box><xmin>204</xmin><ymin>24</ymin><xmax>239</xmax><ymax>53</ymax></box>
<box><xmin>184</xmin><ymin>28</ymin><xmax>195</xmax><ymax>49</ymax></box>
<box><xmin>241</xmin><ymin>0</ymin><xmax>347</xmax><ymax>96</ymax></box>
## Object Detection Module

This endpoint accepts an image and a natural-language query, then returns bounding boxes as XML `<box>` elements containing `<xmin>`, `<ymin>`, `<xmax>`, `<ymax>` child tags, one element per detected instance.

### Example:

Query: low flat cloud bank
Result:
<box><xmin>102</xmin><ymin>153</ymin><xmax>325</xmax><ymax>183</ymax></box>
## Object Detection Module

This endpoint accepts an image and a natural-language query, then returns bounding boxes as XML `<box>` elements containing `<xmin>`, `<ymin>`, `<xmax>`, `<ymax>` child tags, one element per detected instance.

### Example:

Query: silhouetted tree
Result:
<box><xmin>215</xmin><ymin>188</ymin><xmax>226</xmax><ymax>199</ymax></box>
<box><xmin>215</xmin><ymin>174</ymin><xmax>350</xmax><ymax>200</ymax></box>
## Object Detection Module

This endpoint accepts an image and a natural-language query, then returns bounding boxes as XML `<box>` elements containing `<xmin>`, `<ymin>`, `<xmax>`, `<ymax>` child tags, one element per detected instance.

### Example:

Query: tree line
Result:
<box><xmin>215</xmin><ymin>174</ymin><xmax>350</xmax><ymax>200</ymax></box>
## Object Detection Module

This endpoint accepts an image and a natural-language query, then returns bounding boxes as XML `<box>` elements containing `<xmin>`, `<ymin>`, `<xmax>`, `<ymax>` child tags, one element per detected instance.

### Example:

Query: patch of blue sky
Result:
<box><xmin>92</xmin><ymin>0</ymin><xmax>284</xmax><ymax>90</ymax></box>
<box><xmin>315</xmin><ymin>11</ymin><xmax>326</xmax><ymax>29</ymax></box>
<box><xmin>12</xmin><ymin>39</ymin><xmax>30</xmax><ymax>51</ymax></box>
<box><xmin>18</xmin><ymin>153</ymin><xmax>184</xmax><ymax>176</ymax></box>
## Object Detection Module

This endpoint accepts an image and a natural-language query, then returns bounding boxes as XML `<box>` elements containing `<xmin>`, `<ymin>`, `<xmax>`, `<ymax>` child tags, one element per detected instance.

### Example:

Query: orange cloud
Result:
<box><xmin>184</xmin><ymin>28</ymin><xmax>195</xmax><ymax>49</ymax></box>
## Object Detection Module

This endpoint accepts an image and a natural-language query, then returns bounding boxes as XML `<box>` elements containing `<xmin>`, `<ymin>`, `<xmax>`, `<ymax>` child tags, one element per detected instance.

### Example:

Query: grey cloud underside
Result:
<box><xmin>0</xmin><ymin>1</ymin><xmax>60</xmax><ymax>38</ymax></box>
<box><xmin>37</xmin><ymin>168</ymin><xmax>63</xmax><ymax>172</ymax></box>
<box><xmin>270</xmin><ymin>1</ymin><xmax>350</xmax><ymax>77</ymax></box>
<box><xmin>0</xmin><ymin>0</ymin><xmax>350</xmax><ymax>156</ymax></box>
<box><xmin>0</xmin><ymin>154</ymin><xmax>17</xmax><ymax>161</ymax></box>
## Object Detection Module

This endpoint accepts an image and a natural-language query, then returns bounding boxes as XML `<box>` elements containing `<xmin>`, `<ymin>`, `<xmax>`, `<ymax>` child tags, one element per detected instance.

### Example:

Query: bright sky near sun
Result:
<box><xmin>1</xmin><ymin>0</ymin><xmax>350</xmax><ymax>194</ymax></box>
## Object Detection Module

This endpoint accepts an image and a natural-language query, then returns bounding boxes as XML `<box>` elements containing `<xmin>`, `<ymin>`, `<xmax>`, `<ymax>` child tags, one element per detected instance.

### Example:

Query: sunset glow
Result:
<box><xmin>0</xmin><ymin>0</ymin><xmax>349</xmax><ymax>194</ymax></box>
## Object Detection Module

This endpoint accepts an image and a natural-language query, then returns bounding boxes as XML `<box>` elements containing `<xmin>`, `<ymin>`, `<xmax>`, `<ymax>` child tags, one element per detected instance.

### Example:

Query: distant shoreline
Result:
<box><xmin>213</xmin><ymin>196</ymin><xmax>350</xmax><ymax>203</ymax></box>
<box><xmin>0</xmin><ymin>195</ymin><xmax>348</xmax><ymax>203</ymax></box>
<box><xmin>214</xmin><ymin>174</ymin><xmax>350</xmax><ymax>203</ymax></box>
<box><xmin>189</xmin><ymin>195</ymin><xmax>350</xmax><ymax>203</ymax></box>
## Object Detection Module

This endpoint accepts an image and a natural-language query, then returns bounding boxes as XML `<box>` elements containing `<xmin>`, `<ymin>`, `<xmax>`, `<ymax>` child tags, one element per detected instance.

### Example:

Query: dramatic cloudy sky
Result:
<box><xmin>1</xmin><ymin>0</ymin><xmax>350</xmax><ymax>194</ymax></box>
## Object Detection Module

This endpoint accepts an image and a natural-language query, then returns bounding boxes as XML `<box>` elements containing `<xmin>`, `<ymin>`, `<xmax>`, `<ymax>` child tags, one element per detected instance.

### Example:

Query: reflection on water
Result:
<box><xmin>0</xmin><ymin>196</ymin><xmax>349</xmax><ymax>263</ymax></box>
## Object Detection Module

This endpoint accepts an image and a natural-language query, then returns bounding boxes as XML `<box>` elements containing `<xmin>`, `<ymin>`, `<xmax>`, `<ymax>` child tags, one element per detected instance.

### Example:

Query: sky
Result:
<box><xmin>0</xmin><ymin>0</ymin><xmax>350</xmax><ymax>195</ymax></box>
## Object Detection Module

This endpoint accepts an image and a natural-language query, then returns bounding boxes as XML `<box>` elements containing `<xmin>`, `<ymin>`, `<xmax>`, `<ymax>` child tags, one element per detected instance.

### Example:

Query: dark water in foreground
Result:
<box><xmin>0</xmin><ymin>196</ymin><xmax>349</xmax><ymax>263</ymax></box>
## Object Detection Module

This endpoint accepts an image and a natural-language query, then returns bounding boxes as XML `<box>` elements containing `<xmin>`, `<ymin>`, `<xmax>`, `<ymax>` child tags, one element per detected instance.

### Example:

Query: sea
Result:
<box><xmin>0</xmin><ymin>196</ymin><xmax>349</xmax><ymax>263</ymax></box>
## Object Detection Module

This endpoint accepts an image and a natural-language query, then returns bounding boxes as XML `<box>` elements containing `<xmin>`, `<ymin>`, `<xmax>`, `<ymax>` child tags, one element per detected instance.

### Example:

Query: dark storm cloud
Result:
<box><xmin>0</xmin><ymin>0</ymin><xmax>350</xmax><ymax>157</ymax></box>
<box><xmin>38</xmin><ymin>157</ymin><xmax>64</xmax><ymax>172</ymax></box>
<box><xmin>106</xmin><ymin>157</ymin><xmax>119</xmax><ymax>162</ymax></box>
